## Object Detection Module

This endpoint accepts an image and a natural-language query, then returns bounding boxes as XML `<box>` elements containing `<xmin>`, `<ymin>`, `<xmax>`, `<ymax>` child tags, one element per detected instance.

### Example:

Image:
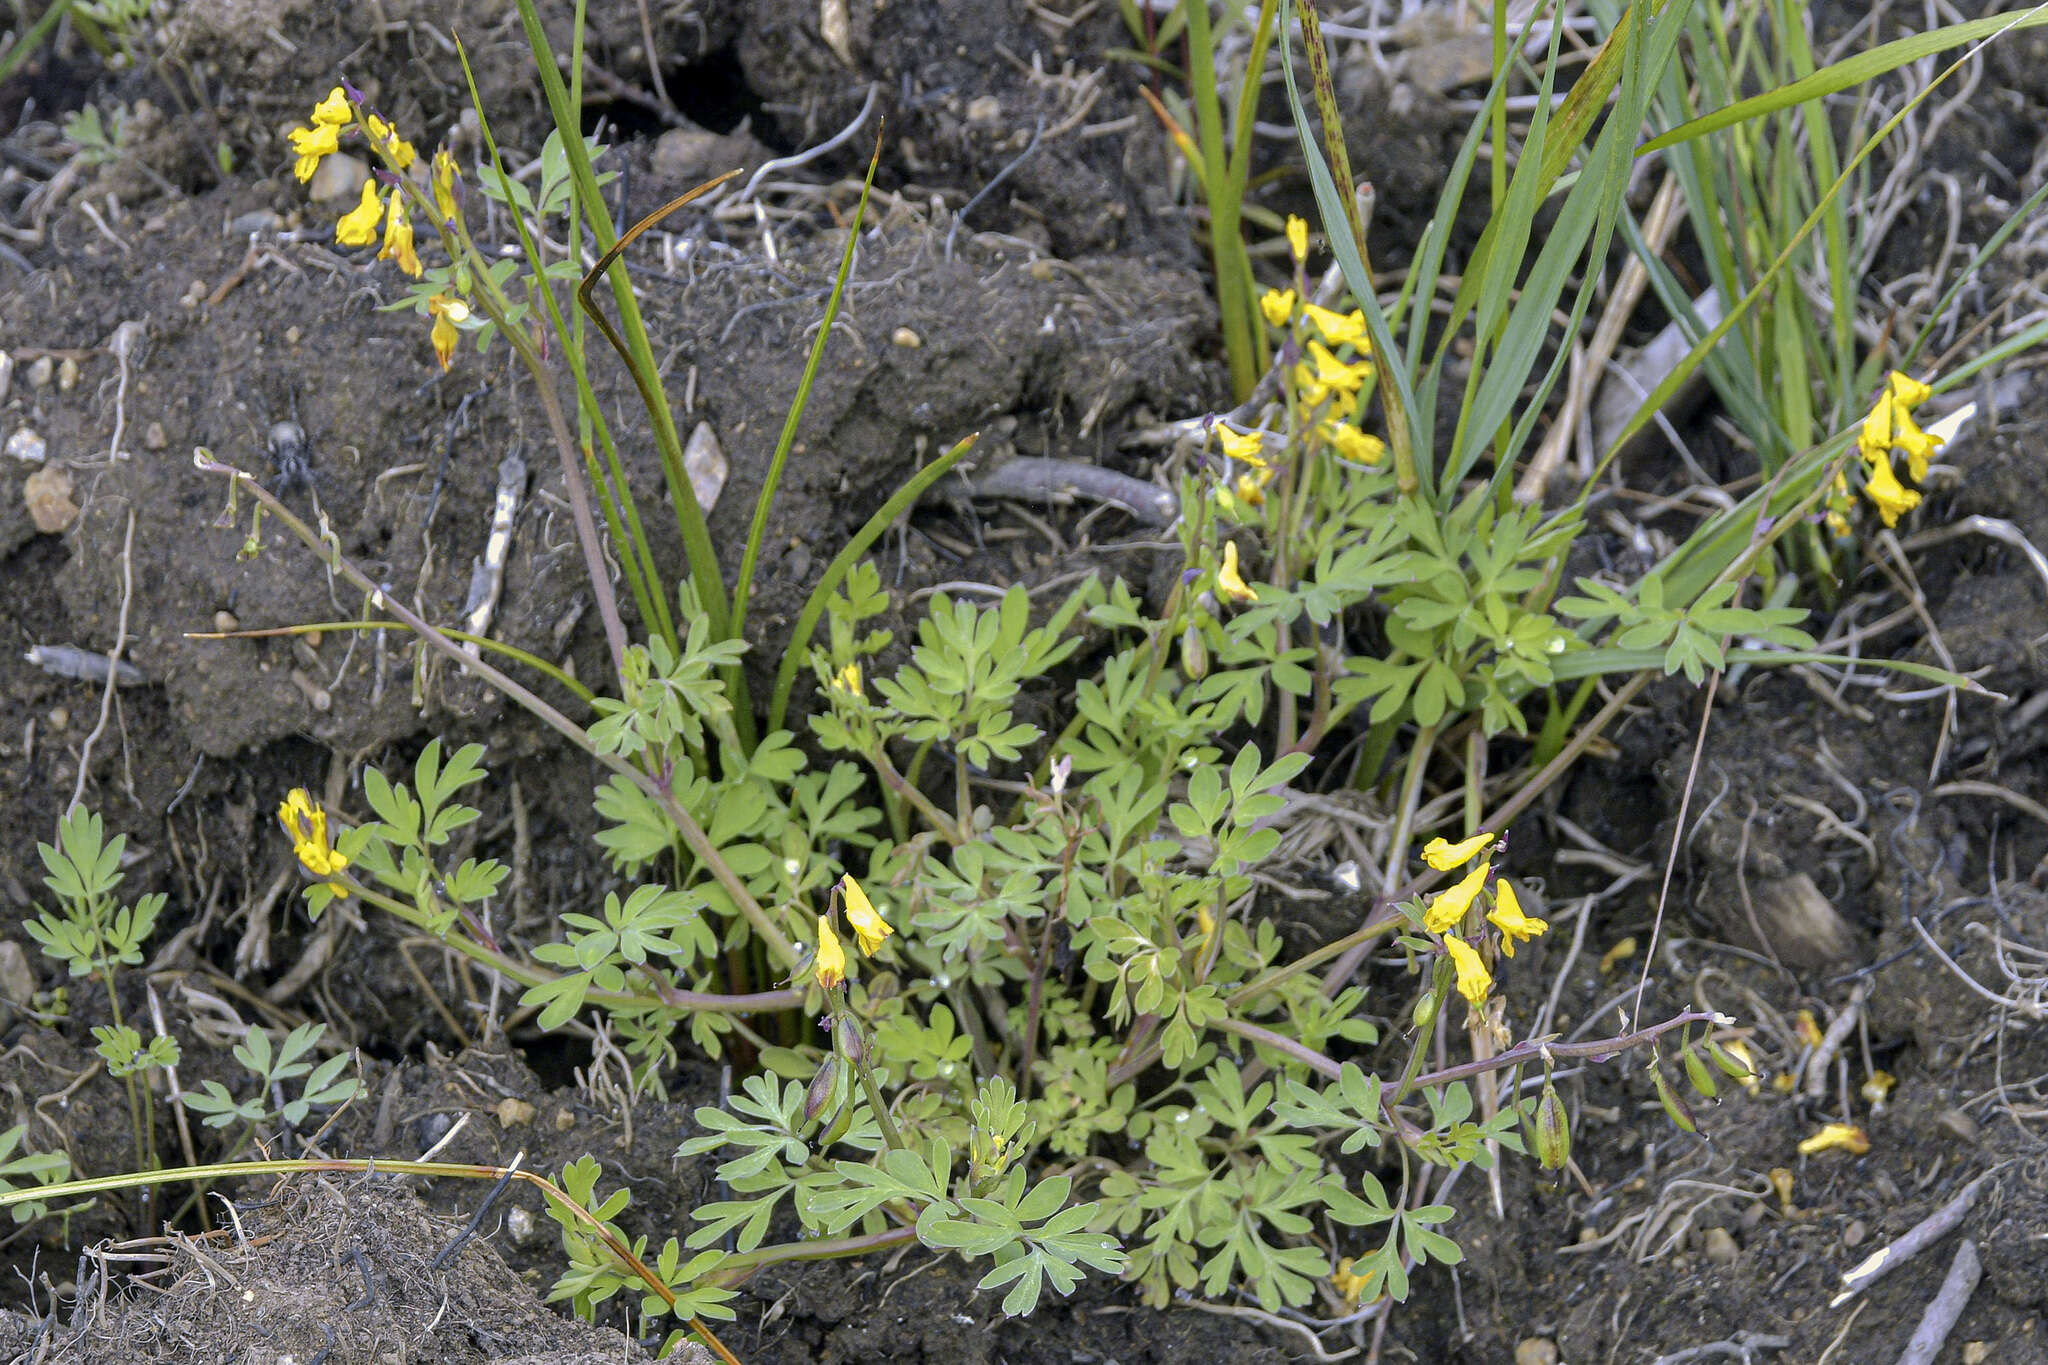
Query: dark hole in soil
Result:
<box><xmin>588</xmin><ymin>48</ymin><xmax>769</xmax><ymax>142</ymax></box>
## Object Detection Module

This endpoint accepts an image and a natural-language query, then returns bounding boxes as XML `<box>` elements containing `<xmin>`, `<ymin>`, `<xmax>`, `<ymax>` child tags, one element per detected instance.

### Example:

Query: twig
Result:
<box><xmin>1803</xmin><ymin>982</ymin><xmax>1870</xmax><ymax>1100</ymax></box>
<box><xmin>1894</xmin><ymin>1239</ymin><xmax>1980</xmax><ymax>1365</ymax></box>
<box><xmin>737</xmin><ymin>84</ymin><xmax>881</xmax><ymax>203</ymax></box>
<box><xmin>1834</xmin><ymin>1170</ymin><xmax>1990</xmax><ymax>1302</ymax></box>
<box><xmin>1648</xmin><ymin>1331</ymin><xmax>1791</xmax><ymax>1364</ymax></box>
<box><xmin>68</xmin><ymin>509</ymin><xmax>138</xmax><ymax>816</ymax></box>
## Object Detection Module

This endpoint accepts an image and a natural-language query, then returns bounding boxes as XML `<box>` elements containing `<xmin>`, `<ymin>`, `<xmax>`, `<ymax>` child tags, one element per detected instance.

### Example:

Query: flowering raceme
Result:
<box><xmin>1854</xmin><ymin>371</ymin><xmax>1942</xmax><ymax>528</ymax></box>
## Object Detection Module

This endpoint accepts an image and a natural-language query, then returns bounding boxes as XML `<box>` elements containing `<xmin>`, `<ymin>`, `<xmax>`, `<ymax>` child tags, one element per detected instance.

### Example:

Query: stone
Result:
<box><xmin>24</xmin><ymin>465</ymin><xmax>78</xmax><ymax>533</ymax></box>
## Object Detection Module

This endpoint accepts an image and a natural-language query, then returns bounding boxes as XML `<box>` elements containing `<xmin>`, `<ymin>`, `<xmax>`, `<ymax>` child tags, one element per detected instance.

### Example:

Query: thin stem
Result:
<box><xmin>193</xmin><ymin>451</ymin><xmax>799</xmax><ymax>968</ymax></box>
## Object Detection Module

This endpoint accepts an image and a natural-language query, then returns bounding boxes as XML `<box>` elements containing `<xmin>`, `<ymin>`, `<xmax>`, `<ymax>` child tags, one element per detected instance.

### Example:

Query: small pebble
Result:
<box><xmin>966</xmin><ymin>94</ymin><xmax>1002</xmax><ymax>124</ymax></box>
<box><xmin>495</xmin><ymin>1096</ymin><xmax>536</xmax><ymax>1128</ymax></box>
<box><xmin>56</xmin><ymin>357</ymin><xmax>79</xmax><ymax>391</ymax></box>
<box><xmin>554</xmin><ymin>1107</ymin><xmax>576</xmax><ymax>1133</ymax></box>
<box><xmin>26</xmin><ymin>355</ymin><xmax>53</xmax><ymax>388</ymax></box>
<box><xmin>226</xmin><ymin>209</ymin><xmax>281</xmax><ymax>236</ymax></box>
<box><xmin>684</xmin><ymin>420</ymin><xmax>727</xmax><ymax>513</ymax></box>
<box><xmin>1962</xmin><ymin>1342</ymin><xmax>1990</xmax><ymax>1365</ymax></box>
<box><xmin>309</xmin><ymin>151</ymin><xmax>371</xmax><ymax>205</ymax></box>
<box><xmin>504</xmin><ymin>1205</ymin><xmax>540</xmax><ymax>1245</ymax></box>
<box><xmin>144</xmin><ymin>421</ymin><xmax>166</xmax><ymax>450</ymax></box>
<box><xmin>891</xmin><ymin>326</ymin><xmax>922</xmax><ymax>348</ymax></box>
<box><xmin>1702</xmin><ymin>1226</ymin><xmax>1739</xmax><ymax>1267</ymax></box>
<box><xmin>213</xmin><ymin>611</ymin><xmax>240</xmax><ymax>633</ymax></box>
<box><xmin>1844</xmin><ymin>1218</ymin><xmax>1867</xmax><ymax>1248</ymax></box>
<box><xmin>285</xmin><ymin>326</ymin><xmax>302</xmax><ymax>345</ymax></box>
<box><xmin>24</xmin><ymin>465</ymin><xmax>78</xmax><ymax>533</ymax></box>
<box><xmin>46</xmin><ymin>707</ymin><xmax>68</xmax><ymax>729</ymax></box>
<box><xmin>1938</xmin><ymin>1109</ymin><xmax>1980</xmax><ymax>1144</ymax></box>
<box><xmin>1514</xmin><ymin>1339</ymin><xmax>1559</xmax><ymax>1365</ymax></box>
<box><xmin>5</xmin><ymin>428</ymin><xmax>46</xmax><ymax>463</ymax></box>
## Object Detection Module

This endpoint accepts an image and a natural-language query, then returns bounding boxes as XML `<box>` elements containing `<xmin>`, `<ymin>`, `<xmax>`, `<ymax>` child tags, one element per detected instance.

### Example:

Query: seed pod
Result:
<box><xmin>1413</xmin><ymin>977</ymin><xmax>1443</xmax><ymax>1033</ymax></box>
<box><xmin>835</xmin><ymin>1013</ymin><xmax>867</xmax><ymax>1068</ymax></box>
<box><xmin>1180</xmin><ymin>623</ymin><xmax>1208</xmax><ymax>680</ymax></box>
<box><xmin>805</xmin><ymin>1055</ymin><xmax>840</xmax><ymax>1124</ymax></box>
<box><xmin>1651</xmin><ymin>1063</ymin><xmax>1699</xmax><ymax>1134</ymax></box>
<box><xmin>1534</xmin><ymin>1080</ymin><xmax>1571</xmax><ymax>1170</ymax></box>
<box><xmin>1707</xmin><ymin>1038</ymin><xmax>1753</xmax><ymax>1083</ymax></box>
<box><xmin>1682</xmin><ymin>1042</ymin><xmax>1718</xmax><ymax>1100</ymax></box>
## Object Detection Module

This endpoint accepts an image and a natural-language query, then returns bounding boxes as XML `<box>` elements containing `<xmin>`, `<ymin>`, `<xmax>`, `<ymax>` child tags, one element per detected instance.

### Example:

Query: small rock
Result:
<box><xmin>1962</xmin><ymin>1342</ymin><xmax>1990</xmax><ymax>1365</ymax></box>
<box><xmin>504</xmin><ymin>1204</ymin><xmax>541</xmax><ymax>1245</ymax></box>
<box><xmin>683</xmin><ymin>421</ymin><xmax>727</xmax><ymax>512</ymax></box>
<box><xmin>1702</xmin><ymin>1226</ymin><xmax>1739</xmax><ymax>1266</ymax></box>
<box><xmin>285</xmin><ymin>326</ymin><xmax>302</xmax><ymax>345</ymax></box>
<box><xmin>554</xmin><ymin>1107</ymin><xmax>576</xmax><ymax>1133</ymax></box>
<box><xmin>226</xmin><ymin>209</ymin><xmax>281</xmax><ymax>236</ymax></box>
<box><xmin>5</xmin><ymin>428</ymin><xmax>45</xmax><ymax>463</ymax></box>
<box><xmin>213</xmin><ymin>611</ymin><xmax>239</xmax><ymax>632</ymax></box>
<box><xmin>966</xmin><ymin>95</ymin><xmax>1002</xmax><ymax>124</ymax></box>
<box><xmin>144</xmin><ymin>421</ymin><xmax>166</xmax><ymax>450</ymax></box>
<box><xmin>0</xmin><ymin>940</ymin><xmax>33</xmax><ymax>1035</ymax></box>
<box><xmin>1514</xmin><ymin>1339</ymin><xmax>1559</xmax><ymax>1365</ymax></box>
<box><xmin>46</xmin><ymin>707</ymin><xmax>67</xmax><ymax>730</ymax></box>
<box><xmin>652</xmin><ymin>125</ymin><xmax>725</xmax><ymax>183</ymax></box>
<box><xmin>309</xmin><ymin>152</ymin><xmax>371</xmax><ymax>204</ymax></box>
<box><xmin>891</xmin><ymin>326</ymin><xmax>922</xmax><ymax>348</ymax></box>
<box><xmin>24</xmin><ymin>465</ymin><xmax>78</xmax><ymax>533</ymax></box>
<box><xmin>26</xmin><ymin>355</ymin><xmax>53</xmax><ymax>388</ymax></box>
<box><xmin>495</xmin><ymin>1096</ymin><xmax>536</xmax><ymax>1128</ymax></box>
<box><xmin>56</xmin><ymin>357</ymin><xmax>79</xmax><ymax>391</ymax></box>
<box><xmin>1938</xmin><ymin>1109</ymin><xmax>1980</xmax><ymax>1144</ymax></box>
<box><xmin>1843</xmin><ymin>1218</ymin><xmax>1866</xmax><ymax>1248</ymax></box>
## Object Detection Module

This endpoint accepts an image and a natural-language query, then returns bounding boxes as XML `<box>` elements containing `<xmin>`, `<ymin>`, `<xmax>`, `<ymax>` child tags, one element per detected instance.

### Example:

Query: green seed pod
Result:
<box><xmin>1534</xmin><ymin>1080</ymin><xmax>1571</xmax><ymax>1171</ymax></box>
<box><xmin>1682</xmin><ymin>1042</ymin><xmax>1718</xmax><ymax>1100</ymax></box>
<box><xmin>1651</xmin><ymin>1063</ymin><xmax>1699</xmax><ymax>1134</ymax></box>
<box><xmin>1707</xmin><ymin>1038</ymin><xmax>1754</xmax><ymax>1083</ymax></box>
<box><xmin>836</xmin><ymin>1013</ymin><xmax>867</xmax><ymax>1067</ymax></box>
<box><xmin>804</xmin><ymin>1055</ymin><xmax>840</xmax><ymax>1124</ymax></box>
<box><xmin>1181</xmin><ymin>623</ymin><xmax>1208</xmax><ymax>680</ymax></box>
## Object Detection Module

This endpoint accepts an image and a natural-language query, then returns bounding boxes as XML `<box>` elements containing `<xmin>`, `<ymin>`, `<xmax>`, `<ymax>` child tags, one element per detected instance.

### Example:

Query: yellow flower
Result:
<box><xmin>336</xmin><ymin>179</ymin><xmax>384</xmax><ymax>246</ymax></box>
<box><xmin>813</xmin><ymin>915</ymin><xmax>847</xmax><ymax>990</ymax></box>
<box><xmin>1331</xmin><ymin>1256</ymin><xmax>1371</xmax><ymax>1307</ymax></box>
<box><xmin>1285</xmin><ymin>214</ymin><xmax>1309</xmax><ymax>262</ymax></box>
<box><xmin>365</xmin><ymin>114</ymin><xmax>417</xmax><ymax>171</ymax></box>
<box><xmin>1259</xmin><ymin>288</ymin><xmax>1297</xmax><ymax>328</ymax></box>
<box><xmin>1860</xmin><ymin>1070</ymin><xmax>1895</xmax><ymax>1106</ymax></box>
<box><xmin>379</xmin><ymin>190</ymin><xmax>421</xmax><ymax>277</ymax></box>
<box><xmin>1215</xmin><ymin>426</ymin><xmax>1269</xmax><ymax>467</ymax></box>
<box><xmin>1444</xmin><ymin>934</ymin><xmax>1491</xmax><ymax>1007</ymax></box>
<box><xmin>288</xmin><ymin>123</ymin><xmax>340</xmax><ymax>183</ymax></box>
<box><xmin>1297</xmin><ymin>340</ymin><xmax>1374</xmax><ymax>406</ymax></box>
<box><xmin>1796</xmin><ymin>1122</ymin><xmax>1870</xmax><ymax>1157</ymax></box>
<box><xmin>1302</xmin><ymin>303</ymin><xmax>1369</xmax><ymax>348</ymax></box>
<box><xmin>310</xmin><ymin>86</ymin><xmax>352</xmax><ymax>127</ymax></box>
<box><xmin>1861</xmin><ymin>450</ymin><xmax>1921</xmax><ymax>527</ymax></box>
<box><xmin>277</xmin><ymin>788</ymin><xmax>349</xmax><ymax>895</ymax></box>
<box><xmin>427</xmin><ymin>293</ymin><xmax>469</xmax><ymax>370</ymax></box>
<box><xmin>432</xmin><ymin>148</ymin><xmax>461</xmax><ymax>221</ymax></box>
<box><xmin>1215</xmin><ymin>541</ymin><xmax>1257</xmax><ymax>604</ymax></box>
<box><xmin>1423</xmin><ymin>860</ymin><xmax>1490</xmax><ymax>934</ymax></box>
<box><xmin>1486</xmin><ymin>880</ymin><xmax>1548</xmax><ymax>957</ymax></box>
<box><xmin>1886</xmin><ymin>370</ymin><xmax>1933</xmax><ymax>409</ymax></box>
<box><xmin>1423</xmin><ymin>832</ymin><xmax>1492</xmax><ymax>871</ymax></box>
<box><xmin>1234</xmin><ymin>467</ymin><xmax>1272</xmax><ymax>506</ymax></box>
<box><xmin>1324</xmin><ymin>424</ymin><xmax>1386</xmax><ymax>465</ymax></box>
<box><xmin>831</xmin><ymin>661</ymin><xmax>862</xmax><ymax>695</ymax></box>
<box><xmin>839</xmin><ymin>874</ymin><xmax>894</xmax><ymax>956</ymax></box>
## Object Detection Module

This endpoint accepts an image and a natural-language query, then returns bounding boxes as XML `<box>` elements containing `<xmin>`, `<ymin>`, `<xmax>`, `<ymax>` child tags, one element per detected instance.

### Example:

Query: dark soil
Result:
<box><xmin>5</xmin><ymin>2</ymin><xmax>2048</xmax><ymax>1364</ymax></box>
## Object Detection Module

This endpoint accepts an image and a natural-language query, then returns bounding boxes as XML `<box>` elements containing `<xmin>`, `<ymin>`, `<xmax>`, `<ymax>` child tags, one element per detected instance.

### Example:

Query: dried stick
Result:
<box><xmin>1894</xmin><ymin>1239</ymin><xmax>1980</xmax><ymax>1365</ymax></box>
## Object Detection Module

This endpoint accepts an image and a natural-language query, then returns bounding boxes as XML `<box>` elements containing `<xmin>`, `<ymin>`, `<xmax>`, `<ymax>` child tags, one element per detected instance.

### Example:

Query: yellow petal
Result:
<box><xmin>813</xmin><ymin>915</ymin><xmax>847</xmax><ymax>990</ymax></box>
<box><xmin>1326</xmin><ymin>424</ymin><xmax>1385</xmax><ymax>465</ymax></box>
<box><xmin>1302</xmin><ymin>303</ymin><xmax>1368</xmax><ymax>348</ymax></box>
<box><xmin>1285</xmin><ymin>215</ymin><xmax>1308</xmax><ymax>262</ymax></box>
<box><xmin>1859</xmin><ymin>390</ymin><xmax>1899</xmax><ymax>463</ymax></box>
<box><xmin>1423</xmin><ymin>860</ymin><xmax>1490</xmax><ymax>934</ymax></box>
<box><xmin>1861</xmin><ymin>452</ymin><xmax>1921</xmax><ymax>528</ymax></box>
<box><xmin>1259</xmin><ymin>288</ymin><xmax>1296</xmax><ymax>328</ymax></box>
<box><xmin>1216</xmin><ymin>541</ymin><xmax>1258</xmax><ymax>604</ymax></box>
<box><xmin>840</xmin><ymin>874</ymin><xmax>894</xmax><ymax>956</ymax></box>
<box><xmin>288</xmin><ymin>124</ymin><xmax>339</xmax><ymax>183</ymax></box>
<box><xmin>432</xmin><ymin>148</ymin><xmax>461</xmax><ymax>221</ymax></box>
<box><xmin>1422</xmin><ymin>832</ymin><xmax>1492</xmax><ymax>871</ymax></box>
<box><xmin>1215</xmin><ymin>426</ymin><xmax>1268</xmax><ymax>466</ymax></box>
<box><xmin>832</xmin><ymin>661</ymin><xmax>862</xmax><ymax>694</ymax></box>
<box><xmin>379</xmin><ymin>191</ymin><xmax>421</xmax><ymax>277</ymax></box>
<box><xmin>1444</xmin><ymin>934</ymin><xmax>1491</xmax><ymax>1007</ymax></box>
<box><xmin>1886</xmin><ymin>371</ymin><xmax>1932</xmax><ymax>409</ymax></box>
<box><xmin>1234</xmin><ymin>469</ymin><xmax>1268</xmax><ymax>506</ymax></box>
<box><xmin>311</xmin><ymin>86</ymin><xmax>352</xmax><ymax>127</ymax></box>
<box><xmin>1796</xmin><ymin>1122</ymin><xmax>1870</xmax><ymax>1156</ymax></box>
<box><xmin>1331</xmin><ymin>1257</ymin><xmax>1370</xmax><ymax>1306</ymax></box>
<box><xmin>1308</xmin><ymin>339</ymin><xmax>1372</xmax><ymax>391</ymax></box>
<box><xmin>335</xmin><ymin>179</ymin><xmax>384</xmax><ymax>247</ymax></box>
<box><xmin>1486</xmin><ymin>879</ymin><xmax>1548</xmax><ymax>958</ymax></box>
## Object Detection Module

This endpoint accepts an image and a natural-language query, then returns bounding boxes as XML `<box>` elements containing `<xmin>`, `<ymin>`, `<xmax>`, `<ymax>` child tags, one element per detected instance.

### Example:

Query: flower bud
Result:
<box><xmin>1180</xmin><ymin>622</ymin><xmax>1208</xmax><ymax>680</ymax></box>
<box><xmin>835</xmin><ymin>1013</ymin><xmax>866</xmax><ymax>1068</ymax></box>
<box><xmin>1534</xmin><ymin>1080</ymin><xmax>1571</xmax><ymax>1171</ymax></box>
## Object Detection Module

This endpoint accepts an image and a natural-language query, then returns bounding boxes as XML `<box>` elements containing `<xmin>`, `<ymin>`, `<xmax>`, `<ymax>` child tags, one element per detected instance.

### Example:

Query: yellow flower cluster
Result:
<box><xmin>1855</xmin><ymin>372</ymin><xmax>1942</xmax><ymax>528</ymax></box>
<box><xmin>1417</xmin><ymin>831</ymin><xmax>1548</xmax><ymax>1007</ymax></box>
<box><xmin>814</xmin><ymin>874</ymin><xmax>895</xmax><ymax>989</ymax></box>
<box><xmin>277</xmin><ymin>788</ymin><xmax>349</xmax><ymax>897</ymax></box>
<box><xmin>289</xmin><ymin>87</ymin><xmax>425</xmax><ymax>278</ymax></box>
